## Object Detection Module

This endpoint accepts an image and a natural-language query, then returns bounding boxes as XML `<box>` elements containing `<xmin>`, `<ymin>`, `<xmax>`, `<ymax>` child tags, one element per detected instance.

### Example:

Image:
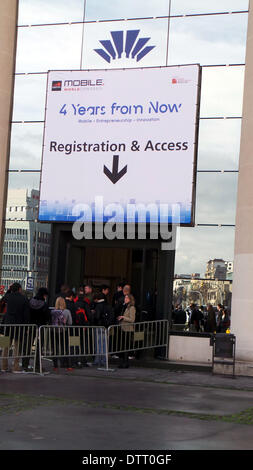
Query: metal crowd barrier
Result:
<box><xmin>0</xmin><ymin>320</ymin><xmax>170</xmax><ymax>374</ymax></box>
<box><xmin>39</xmin><ymin>325</ymin><xmax>109</xmax><ymax>373</ymax></box>
<box><xmin>39</xmin><ymin>320</ymin><xmax>169</xmax><ymax>373</ymax></box>
<box><xmin>107</xmin><ymin>320</ymin><xmax>169</xmax><ymax>358</ymax></box>
<box><xmin>0</xmin><ymin>324</ymin><xmax>38</xmax><ymax>373</ymax></box>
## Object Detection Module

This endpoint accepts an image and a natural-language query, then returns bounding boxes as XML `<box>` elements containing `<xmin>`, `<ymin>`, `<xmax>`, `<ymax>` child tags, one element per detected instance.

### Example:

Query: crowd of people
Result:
<box><xmin>0</xmin><ymin>281</ymin><xmax>137</xmax><ymax>373</ymax></box>
<box><xmin>172</xmin><ymin>303</ymin><xmax>231</xmax><ymax>333</ymax></box>
<box><xmin>0</xmin><ymin>282</ymin><xmax>232</xmax><ymax>374</ymax></box>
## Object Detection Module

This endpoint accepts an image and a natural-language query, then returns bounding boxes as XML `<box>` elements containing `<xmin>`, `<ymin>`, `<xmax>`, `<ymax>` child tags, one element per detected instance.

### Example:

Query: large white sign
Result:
<box><xmin>39</xmin><ymin>65</ymin><xmax>200</xmax><ymax>225</ymax></box>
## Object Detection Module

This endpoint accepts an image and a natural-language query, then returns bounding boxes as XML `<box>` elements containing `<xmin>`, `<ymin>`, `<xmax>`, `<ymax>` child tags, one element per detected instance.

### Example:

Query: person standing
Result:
<box><xmin>64</xmin><ymin>290</ymin><xmax>77</xmax><ymax>324</ymax></box>
<box><xmin>216</xmin><ymin>304</ymin><xmax>224</xmax><ymax>332</ymax></box>
<box><xmin>50</xmin><ymin>296</ymin><xmax>72</xmax><ymax>370</ymax></box>
<box><xmin>73</xmin><ymin>287</ymin><xmax>90</xmax><ymax>368</ymax></box>
<box><xmin>84</xmin><ymin>284</ymin><xmax>96</xmax><ymax>322</ymax></box>
<box><xmin>204</xmin><ymin>304</ymin><xmax>217</xmax><ymax>333</ymax></box>
<box><xmin>1</xmin><ymin>283</ymin><xmax>30</xmax><ymax>373</ymax></box>
<box><xmin>189</xmin><ymin>303</ymin><xmax>203</xmax><ymax>333</ymax></box>
<box><xmin>64</xmin><ymin>290</ymin><xmax>88</xmax><ymax>368</ymax></box>
<box><xmin>112</xmin><ymin>282</ymin><xmax>125</xmax><ymax>308</ymax></box>
<box><xmin>84</xmin><ymin>284</ymin><xmax>94</xmax><ymax>305</ymax></box>
<box><xmin>93</xmin><ymin>292</ymin><xmax>115</xmax><ymax>367</ymax></box>
<box><xmin>219</xmin><ymin>307</ymin><xmax>230</xmax><ymax>333</ymax></box>
<box><xmin>172</xmin><ymin>304</ymin><xmax>187</xmax><ymax>325</ymax></box>
<box><xmin>52</xmin><ymin>283</ymin><xmax>70</xmax><ymax>306</ymax></box>
<box><xmin>101</xmin><ymin>285</ymin><xmax>110</xmax><ymax>303</ymax></box>
<box><xmin>74</xmin><ymin>286</ymin><xmax>91</xmax><ymax>324</ymax></box>
<box><xmin>117</xmin><ymin>294</ymin><xmax>136</xmax><ymax>368</ymax></box>
<box><xmin>24</xmin><ymin>287</ymin><xmax>50</xmax><ymax>372</ymax></box>
<box><xmin>113</xmin><ymin>283</ymin><xmax>131</xmax><ymax>318</ymax></box>
<box><xmin>29</xmin><ymin>287</ymin><xmax>50</xmax><ymax>326</ymax></box>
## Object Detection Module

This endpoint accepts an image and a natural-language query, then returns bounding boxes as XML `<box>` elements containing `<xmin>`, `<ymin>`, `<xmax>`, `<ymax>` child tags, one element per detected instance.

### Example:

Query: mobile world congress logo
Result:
<box><xmin>94</xmin><ymin>30</ymin><xmax>155</xmax><ymax>63</ymax></box>
<box><xmin>52</xmin><ymin>80</ymin><xmax>62</xmax><ymax>91</ymax></box>
<box><xmin>51</xmin><ymin>78</ymin><xmax>104</xmax><ymax>91</ymax></box>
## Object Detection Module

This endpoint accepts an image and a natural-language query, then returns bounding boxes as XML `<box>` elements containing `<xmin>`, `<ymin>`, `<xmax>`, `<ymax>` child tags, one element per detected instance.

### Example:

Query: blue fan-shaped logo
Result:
<box><xmin>94</xmin><ymin>30</ymin><xmax>155</xmax><ymax>63</ymax></box>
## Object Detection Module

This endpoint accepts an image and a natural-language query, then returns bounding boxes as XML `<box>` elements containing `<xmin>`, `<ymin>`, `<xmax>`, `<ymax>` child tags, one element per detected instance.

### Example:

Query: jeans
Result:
<box><xmin>94</xmin><ymin>328</ymin><xmax>106</xmax><ymax>366</ymax></box>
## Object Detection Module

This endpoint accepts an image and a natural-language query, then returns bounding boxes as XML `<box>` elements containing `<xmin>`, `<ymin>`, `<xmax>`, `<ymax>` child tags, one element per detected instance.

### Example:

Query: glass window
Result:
<box><xmin>82</xmin><ymin>18</ymin><xmax>168</xmax><ymax>69</ymax></box>
<box><xmin>197</xmin><ymin>119</ymin><xmax>241</xmax><ymax>170</ymax></box>
<box><xmin>195</xmin><ymin>172</ymin><xmax>238</xmax><ymax>225</ymax></box>
<box><xmin>18</xmin><ymin>0</ymin><xmax>85</xmax><ymax>25</ymax></box>
<box><xmin>16</xmin><ymin>24</ymin><xmax>83</xmax><ymax>73</ymax></box>
<box><xmin>175</xmin><ymin>226</ymin><xmax>235</xmax><ymax>277</ymax></box>
<box><xmin>168</xmin><ymin>13</ymin><xmax>247</xmax><ymax>65</ymax></box>
<box><xmin>200</xmin><ymin>66</ymin><xmax>245</xmax><ymax>117</ymax></box>
<box><xmin>7</xmin><ymin>172</ymin><xmax>40</xmax><ymax>195</ymax></box>
<box><xmin>12</xmin><ymin>74</ymin><xmax>47</xmax><ymax>122</ymax></box>
<box><xmin>85</xmin><ymin>0</ymin><xmax>170</xmax><ymax>21</ymax></box>
<box><xmin>173</xmin><ymin>279</ymin><xmax>232</xmax><ymax>311</ymax></box>
<box><xmin>170</xmin><ymin>0</ymin><xmax>249</xmax><ymax>15</ymax></box>
<box><xmin>9</xmin><ymin>124</ymin><xmax>44</xmax><ymax>170</ymax></box>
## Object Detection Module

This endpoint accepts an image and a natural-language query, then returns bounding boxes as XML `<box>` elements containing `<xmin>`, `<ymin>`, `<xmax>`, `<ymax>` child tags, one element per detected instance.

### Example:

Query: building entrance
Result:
<box><xmin>66</xmin><ymin>245</ymin><xmax>159</xmax><ymax>317</ymax></box>
<box><xmin>49</xmin><ymin>224</ymin><xmax>175</xmax><ymax>321</ymax></box>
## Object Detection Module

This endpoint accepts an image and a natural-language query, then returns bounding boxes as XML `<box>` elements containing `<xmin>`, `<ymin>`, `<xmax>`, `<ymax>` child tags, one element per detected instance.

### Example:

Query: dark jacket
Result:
<box><xmin>190</xmin><ymin>308</ymin><xmax>204</xmax><ymax>332</ymax></box>
<box><xmin>112</xmin><ymin>291</ymin><xmax>124</xmax><ymax>308</ymax></box>
<box><xmin>29</xmin><ymin>297</ymin><xmax>50</xmax><ymax>327</ymax></box>
<box><xmin>65</xmin><ymin>299</ymin><xmax>77</xmax><ymax>324</ymax></box>
<box><xmin>3</xmin><ymin>292</ymin><xmax>30</xmax><ymax>324</ymax></box>
<box><xmin>173</xmin><ymin>308</ymin><xmax>187</xmax><ymax>324</ymax></box>
<box><xmin>74</xmin><ymin>295</ymin><xmax>91</xmax><ymax>324</ymax></box>
<box><xmin>113</xmin><ymin>295</ymin><xmax>125</xmax><ymax>317</ymax></box>
<box><xmin>94</xmin><ymin>300</ymin><xmax>115</xmax><ymax>328</ymax></box>
<box><xmin>204</xmin><ymin>310</ymin><xmax>217</xmax><ymax>333</ymax></box>
<box><xmin>219</xmin><ymin>310</ymin><xmax>230</xmax><ymax>333</ymax></box>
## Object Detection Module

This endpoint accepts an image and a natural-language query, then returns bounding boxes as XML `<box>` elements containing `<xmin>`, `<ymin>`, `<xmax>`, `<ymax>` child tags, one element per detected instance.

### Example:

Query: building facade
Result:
<box><xmin>1</xmin><ymin>189</ymin><xmax>51</xmax><ymax>292</ymax></box>
<box><xmin>173</xmin><ymin>277</ymin><xmax>232</xmax><ymax>309</ymax></box>
<box><xmin>205</xmin><ymin>259</ymin><xmax>227</xmax><ymax>280</ymax></box>
<box><xmin>1</xmin><ymin>0</ymin><xmax>253</xmax><ymax>367</ymax></box>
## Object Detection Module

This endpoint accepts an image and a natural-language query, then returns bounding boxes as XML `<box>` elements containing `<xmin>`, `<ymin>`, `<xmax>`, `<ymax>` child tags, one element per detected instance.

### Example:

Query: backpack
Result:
<box><xmin>75</xmin><ymin>307</ymin><xmax>88</xmax><ymax>326</ymax></box>
<box><xmin>51</xmin><ymin>309</ymin><xmax>66</xmax><ymax>326</ymax></box>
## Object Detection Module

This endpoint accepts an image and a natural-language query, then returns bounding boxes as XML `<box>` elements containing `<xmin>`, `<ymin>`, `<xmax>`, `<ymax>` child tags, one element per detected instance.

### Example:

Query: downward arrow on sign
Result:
<box><xmin>103</xmin><ymin>155</ymin><xmax>127</xmax><ymax>184</ymax></box>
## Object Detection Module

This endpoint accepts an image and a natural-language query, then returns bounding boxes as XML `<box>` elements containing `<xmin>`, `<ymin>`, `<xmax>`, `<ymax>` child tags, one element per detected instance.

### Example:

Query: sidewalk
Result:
<box><xmin>1</xmin><ymin>362</ymin><xmax>253</xmax><ymax>450</ymax></box>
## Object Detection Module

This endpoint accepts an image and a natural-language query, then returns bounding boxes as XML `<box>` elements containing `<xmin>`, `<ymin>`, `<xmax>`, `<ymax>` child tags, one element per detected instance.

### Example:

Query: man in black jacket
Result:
<box><xmin>172</xmin><ymin>304</ymin><xmax>187</xmax><ymax>325</ymax></box>
<box><xmin>26</xmin><ymin>287</ymin><xmax>50</xmax><ymax>372</ymax></box>
<box><xmin>1</xmin><ymin>283</ymin><xmax>30</xmax><ymax>373</ymax></box>
<box><xmin>29</xmin><ymin>287</ymin><xmax>50</xmax><ymax>327</ymax></box>
<box><xmin>64</xmin><ymin>290</ymin><xmax>77</xmax><ymax>324</ymax></box>
<box><xmin>93</xmin><ymin>293</ymin><xmax>115</xmax><ymax>367</ymax></box>
<box><xmin>112</xmin><ymin>282</ymin><xmax>125</xmax><ymax>308</ymax></box>
<box><xmin>3</xmin><ymin>283</ymin><xmax>30</xmax><ymax>325</ymax></box>
<box><xmin>74</xmin><ymin>287</ymin><xmax>92</xmax><ymax>325</ymax></box>
<box><xmin>73</xmin><ymin>287</ymin><xmax>91</xmax><ymax>368</ymax></box>
<box><xmin>189</xmin><ymin>303</ymin><xmax>204</xmax><ymax>332</ymax></box>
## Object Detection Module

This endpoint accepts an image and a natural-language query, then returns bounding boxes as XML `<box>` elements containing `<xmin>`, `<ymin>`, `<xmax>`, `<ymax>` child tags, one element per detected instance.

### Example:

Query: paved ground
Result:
<box><xmin>1</xmin><ymin>361</ymin><xmax>253</xmax><ymax>451</ymax></box>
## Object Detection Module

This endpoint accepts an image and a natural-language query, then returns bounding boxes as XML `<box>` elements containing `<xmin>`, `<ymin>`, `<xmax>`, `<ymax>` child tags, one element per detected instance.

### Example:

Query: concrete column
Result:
<box><xmin>156</xmin><ymin>248</ymin><xmax>175</xmax><ymax>321</ymax></box>
<box><xmin>231</xmin><ymin>0</ymin><xmax>253</xmax><ymax>361</ymax></box>
<box><xmin>0</xmin><ymin>1</ymin><xmax>19</xmax><ymax>266</ymax></box>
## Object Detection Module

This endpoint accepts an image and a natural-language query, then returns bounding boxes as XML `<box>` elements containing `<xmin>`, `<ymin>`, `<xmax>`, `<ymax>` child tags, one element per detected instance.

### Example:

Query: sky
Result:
<box><xmin>9</xmin><ymin>0</ymin><xmax>250</xmax><ymax>276</ymax></box>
